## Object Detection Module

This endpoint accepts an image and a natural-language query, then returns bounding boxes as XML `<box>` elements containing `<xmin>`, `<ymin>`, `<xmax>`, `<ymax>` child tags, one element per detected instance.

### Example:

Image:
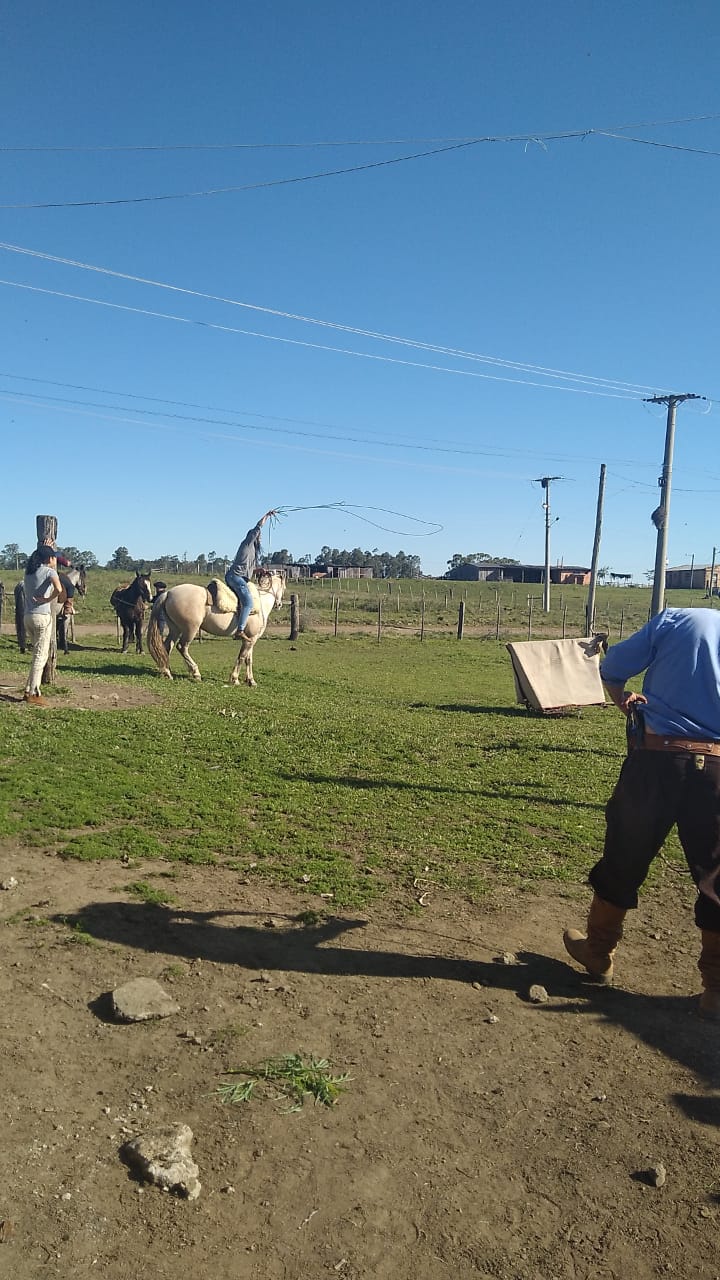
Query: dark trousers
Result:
<box><xmin>589</xmin><ymin>748</ymin><xmax>720</xmax><ymax>932</ymax></box>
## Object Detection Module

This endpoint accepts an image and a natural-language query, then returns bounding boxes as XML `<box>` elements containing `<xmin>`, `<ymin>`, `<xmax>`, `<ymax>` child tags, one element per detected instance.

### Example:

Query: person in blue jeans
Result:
<box><xmin>225</xmin><ymin>510</ymin><xmax>277</xmax><ymax>638</ymax></box>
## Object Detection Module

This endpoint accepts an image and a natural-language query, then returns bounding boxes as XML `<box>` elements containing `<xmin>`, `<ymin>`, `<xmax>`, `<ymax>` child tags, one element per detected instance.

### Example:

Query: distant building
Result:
<box><xmin>665</xmin><ymin>564</ymin><xmax>717</xmax><ymax>591</ymax></box>
<box><xmin>445</xmin><ymin>562</ymin><xmax>591</xmax><ymax>586</ymax></box>
<box><xmin>270</xmin><ymin>563</ymin><xmax>374</xmax><ymax>580</ymax></box>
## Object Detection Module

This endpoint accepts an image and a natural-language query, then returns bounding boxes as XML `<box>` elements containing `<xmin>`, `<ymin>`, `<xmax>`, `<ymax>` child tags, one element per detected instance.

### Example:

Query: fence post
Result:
<box><xmin>527</xmin><ymin>595</ymin><xmax>534</xmax><ymax>640</ymax></box>
<box><xmin>619</xmin><ymin>606</ymin><xmax>625</xmax><ymax>641</ymax></box>
<box><xmin>334</xmin><ymin>596</ymin><xmax>340</xmax><ymax>637</ymax></box>
<box><xmin>457</xmin><ymin>600</ymin><xmax>465</xmax><ymax>640</ymax></box>
<box><xmin>420</xmin><ymin>598</ymin><xmax>425</xmax><ymax>641</ymax></box>
<box><xmin>562</xmin><ymin>603</ymin><xmax>568</xmax><ymax>638</ymax></box>
<box><xmin>495</xmin><ymin>602</ymin><xmax>501</xmax><ymax>641</ymax></box>
<box><xmin>290</xmin><ymin>593</ymin><xmax>299</xmax><ymax>641</ymax></box>
<box><xmin>377</xmin><ymin>599</ymin><xmax>382</xmax><ymax>643</ymax></box>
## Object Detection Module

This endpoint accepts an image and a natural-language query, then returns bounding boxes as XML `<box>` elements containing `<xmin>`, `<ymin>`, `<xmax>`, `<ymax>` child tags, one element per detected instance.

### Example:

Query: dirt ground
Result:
<box><xmin>2</xmin><ymin>825</ymin><xmax>720</xmax><ymax>1280</ymax></box>
<box><xmin>0</xmin><ymin>668</ymin><xmax>161</xmax><ymax>711</ymax></box>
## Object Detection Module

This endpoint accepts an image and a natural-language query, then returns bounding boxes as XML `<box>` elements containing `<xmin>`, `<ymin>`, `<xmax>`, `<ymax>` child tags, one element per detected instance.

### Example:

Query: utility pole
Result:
<box><xmin>535</xmin><ymin>476</ymin><xmax>562</xmax><ymax>612</ymax></box>
<box><xmin>645</xmin><ymin>393</ymin><xmax>702</xmax><ymax>617</ymax></box>
<box><xmin>586</xmin><ymin>463</ymin><xmax>606</xmax><ymax>634</ymax></box>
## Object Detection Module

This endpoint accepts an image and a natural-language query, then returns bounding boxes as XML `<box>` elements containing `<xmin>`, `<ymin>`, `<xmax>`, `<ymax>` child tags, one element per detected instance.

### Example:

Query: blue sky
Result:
<box><xmin>2</xmin><ymin>1</ymin><xmax>719</xmax><ymax>577</ymax></box>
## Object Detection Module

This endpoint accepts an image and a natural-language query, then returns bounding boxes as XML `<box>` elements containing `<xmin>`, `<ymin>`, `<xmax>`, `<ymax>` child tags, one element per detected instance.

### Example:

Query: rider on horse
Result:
<box><xmin>225</xmin><ymin>510</ymin><xmax>277</xmax><ymax>639</ymax></box>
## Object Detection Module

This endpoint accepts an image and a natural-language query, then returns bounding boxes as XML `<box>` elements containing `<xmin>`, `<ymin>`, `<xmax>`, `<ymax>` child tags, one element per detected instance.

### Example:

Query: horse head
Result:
<box><xmin>136</xmin><ymin>571</ymin><xmax>153</xmax><ymax>604</ymax></box>
<box><xmin>256</xmin><ymin>569</ymin><xmax>286</xmax><ymax>608</ymax></box>
<box><xmin>66</xmin><ymin>566</ymin><xmax>87</xmax><ymax>596</ymax></box>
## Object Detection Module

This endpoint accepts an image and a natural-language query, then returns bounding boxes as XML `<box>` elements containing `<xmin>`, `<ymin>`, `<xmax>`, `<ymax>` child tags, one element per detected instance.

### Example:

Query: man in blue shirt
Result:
<box><xmin>563</xmin><ymin>608</ymin><xmax>720</xmax><ymax>1019</ymax></box>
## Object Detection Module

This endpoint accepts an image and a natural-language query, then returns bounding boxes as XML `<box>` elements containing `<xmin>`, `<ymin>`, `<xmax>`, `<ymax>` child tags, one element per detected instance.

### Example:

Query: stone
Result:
<box><xmin>121</xmin><ymin>1124</ymin><xmax>201</xmax><ymax>1200</ymax></box>
<box><xmin>528</xmin><ymin>984</ymin><xmax>549</xmax><ymax>1004</ymax></box>
<box><xmin>495</xmin><ymin>952</ymin><xmax>517</xmax><ymax>966</ymax></box>
<box><xmin>0</xmin><ymin>876</ymin><xmax>18</xmax><ymax>890</ymax></box>
<box><xmin>644</xmin><ymin>1162</ymin><xmax>666</xmax><ymax>1188</ymax></box>
<box><xmin>111</xmin><ymin>978</ymin><xmax>180</xmax><ymax>1023</ymax></box>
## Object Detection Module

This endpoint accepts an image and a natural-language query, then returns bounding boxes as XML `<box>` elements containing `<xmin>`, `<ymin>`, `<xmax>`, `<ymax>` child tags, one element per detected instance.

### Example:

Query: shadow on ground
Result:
<box><xmin>56</xmin><ymin>900</ymin><xmax>720</xmax><ymax>1095</ymax></box>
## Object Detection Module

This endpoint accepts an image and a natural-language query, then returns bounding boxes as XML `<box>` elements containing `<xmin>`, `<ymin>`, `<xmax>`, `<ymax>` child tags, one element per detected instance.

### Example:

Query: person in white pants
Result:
<box><xmin>23</xmin><ymin>546</ymin><xmax>63</xmax><ymax>705</ymax></box>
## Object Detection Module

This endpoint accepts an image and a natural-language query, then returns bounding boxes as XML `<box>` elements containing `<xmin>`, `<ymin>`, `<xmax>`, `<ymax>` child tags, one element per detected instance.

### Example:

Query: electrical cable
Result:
<box><xmin>0</xmin><ymin>385</ymin><xmax>652</xmax><ymax>465</ymax></box>
<box><xmin>0</xmin><ymin>278</ymin><xmax>645</xmax><ymax>398</ymax></box>
<box><xmin>0</xmin><ymin>138</ymin><xmax>488</xmax><ymax>209</ymax></box>
<box><xmin>0</xmin><ymin>242</ymin><xmax>662</xmax><ymax>396</ymax></box>
<box><xmin>598</xmin><ymin>131</ymin><xmax>720</xmax><ymax>159</ymax></box>
<box><xmin>2</xmin><ymin>112</ymin><xmax>719</xmax><ymax>152</ymax></box>
<box><xmin>4</xmin><ymin>115</ymin><xmax>720</xmax><ymax>206</ymax></box>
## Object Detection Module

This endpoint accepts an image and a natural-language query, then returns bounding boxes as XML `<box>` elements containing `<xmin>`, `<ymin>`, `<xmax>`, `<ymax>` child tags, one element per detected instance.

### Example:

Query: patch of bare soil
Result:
<box><xmin>0</xmin><ymin>671</ymin><xmax>161</xmax><ymax>711</ymax></box>
<box><xmin>0</xmin><ymin>843</ymin><xmax>718</xmax><ymax>1280</ymax></box>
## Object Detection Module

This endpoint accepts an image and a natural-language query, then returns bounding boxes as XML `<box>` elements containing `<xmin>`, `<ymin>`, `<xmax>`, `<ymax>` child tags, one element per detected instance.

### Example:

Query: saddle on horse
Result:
<box><xmin>206</xmin><ymin>577</ymin><xmax>260</xmax><ymax>619</ymax></box>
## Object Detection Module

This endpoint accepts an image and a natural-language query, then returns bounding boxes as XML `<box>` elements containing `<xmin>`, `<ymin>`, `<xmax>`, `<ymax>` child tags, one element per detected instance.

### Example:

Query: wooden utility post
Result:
<box><xmin>290</xmin><ymin>593</ymin><xmax>299</xmax><ymax>641</ymax></box>
<box><xmin>586</xmin><ymin>463</ymin><xmax>606</xmax><ymax>634</ymax></box>
<box><xmin>457</xmin><ymin>600</ymin><xmax>465</xmax><ymax>640</ymax></box>
<box><xmin>646</xmin><ymin>393</ymin><xmax>702</xmax><ymax>616</ymax></box>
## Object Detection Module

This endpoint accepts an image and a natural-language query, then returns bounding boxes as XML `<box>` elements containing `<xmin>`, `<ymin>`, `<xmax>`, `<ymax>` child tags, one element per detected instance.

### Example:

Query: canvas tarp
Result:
<box><xmin>506</xmin><ymin>636</ymin><xmax>607</xmax><ymax>712</ymax></box>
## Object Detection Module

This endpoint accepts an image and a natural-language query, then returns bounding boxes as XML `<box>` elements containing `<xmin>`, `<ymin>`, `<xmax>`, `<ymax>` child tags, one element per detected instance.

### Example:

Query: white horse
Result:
<box><xmin>146</xmin><ymin>570</ymin><xmax>286</xmax><ymax>686</ymax></box>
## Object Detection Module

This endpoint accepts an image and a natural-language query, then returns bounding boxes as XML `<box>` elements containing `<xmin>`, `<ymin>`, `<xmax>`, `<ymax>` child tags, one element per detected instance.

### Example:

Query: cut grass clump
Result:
<box><xmin>60</xmin><ymin>917</ymin><xmax>99</xmax><ymax>946</ymax></box>
<box><xmin>123</xmin><ymin>880</ymin><xmax>175</xmax><ymax>905</ymax></box>
<box><xmin>216</xmin><ymin>1053</ymin><xmax>350</xmax><ymax>1112</ymax></box>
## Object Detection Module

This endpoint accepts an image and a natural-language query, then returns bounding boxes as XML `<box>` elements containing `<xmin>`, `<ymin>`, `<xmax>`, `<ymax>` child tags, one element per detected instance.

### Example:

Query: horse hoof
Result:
<box><xmin>192</xmin><ymin>673</ymin><xmax>202</xmax><ymax>682</ymax></box>
<box><xmin>161</xmin><ymin>670</ymin><xmax>173</xmax><ymax>680</ymax></box>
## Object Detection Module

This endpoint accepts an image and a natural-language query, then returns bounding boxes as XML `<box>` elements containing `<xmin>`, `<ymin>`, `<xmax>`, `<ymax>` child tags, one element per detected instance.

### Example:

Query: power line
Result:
<box><xmin>0</xmin><ymin>384</ymin><xmax>651</xmax><ymax>465</ymax></box>
<box><xmin>2</xmin><ymin>111</ymin><xmax>718</xmax><ymax>151</ymax></box>
<box><xmin>0</xmin><ymin>241</ymin><xmax>662</xmax><ymax>396</ymax></box>
<box><xmin>599</xmin><ymin>131</ymin><xmax>720</xmax><ymax>159</ymax></box>
<box><xmin>4</xmin><ymin>114</ymin><xmax>720</xmax><ymax>207</ymax></box>
<box><xmin>0</xmin><ymin>138</ymin><xmax>487</xmax><ymax>209</ymax></box>
<box><xmin>0</xmin><ymin>277</ymin><xmax>647</xmax><ymax>399</ymax></box>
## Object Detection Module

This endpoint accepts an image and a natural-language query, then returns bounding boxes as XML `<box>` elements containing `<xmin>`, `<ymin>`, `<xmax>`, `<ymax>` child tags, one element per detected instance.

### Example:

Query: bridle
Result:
<box><xmin>256</xmin><ymin>571</ymin><xmax>285</xmax><ymax>609</ymax></box>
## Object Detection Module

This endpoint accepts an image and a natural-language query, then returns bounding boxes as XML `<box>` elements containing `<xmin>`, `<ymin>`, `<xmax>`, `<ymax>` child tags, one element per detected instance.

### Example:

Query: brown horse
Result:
<box><xmin>110</xmin><ymin>572</ymin><xmax>153</xmax><ymax>654</ymax></box>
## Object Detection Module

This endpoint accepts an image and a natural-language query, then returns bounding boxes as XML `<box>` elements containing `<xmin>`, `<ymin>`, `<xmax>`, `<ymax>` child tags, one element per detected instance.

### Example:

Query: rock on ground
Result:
<box><xmin>111</xmin><ymin>977</ymin><xmax>180</xmax><ymax>1022</ymax></box>
<box><xmin>121</xmin><ymin>1124</ymin><xmax>201</xmax><ymax>1200</ymax></box>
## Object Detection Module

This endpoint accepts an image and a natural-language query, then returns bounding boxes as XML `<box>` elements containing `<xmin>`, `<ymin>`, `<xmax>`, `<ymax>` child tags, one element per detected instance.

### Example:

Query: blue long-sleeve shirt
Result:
<box><xmin>600</xmin><ymin>608</ymin><xmax>720</xmax><ymax>740</ymax></box>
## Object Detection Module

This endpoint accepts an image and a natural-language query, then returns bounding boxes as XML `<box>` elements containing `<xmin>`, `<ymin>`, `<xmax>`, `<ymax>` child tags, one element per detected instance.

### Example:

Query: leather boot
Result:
<box><xmin>563</xmin><ymin>894</ymin><xmax>626</xmax><ymax>983</ymax></box>
<box><xmin>698</xmin><ymin>930</ymin><xmax>720</xmax><ymax>1020</ymax></box>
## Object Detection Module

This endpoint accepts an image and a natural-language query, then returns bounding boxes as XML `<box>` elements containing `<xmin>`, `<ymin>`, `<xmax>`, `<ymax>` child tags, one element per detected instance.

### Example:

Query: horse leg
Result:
<box><xmin>230</xmin><ymin>638</ymin><xmax>246</xmax><ymax>685</ymax></box>
<box><xmin>136</xmin><ymin>618</ymin><xmax>143</xmax><ymax>654</ymax></box>
<box><xmin>120</xmin><ymin>621</ymin><xmax>130</xmax><ymax>654</ymax></box>
<box><xmin>176</xmin><ymin>637</ymin><xmax>201</xmax><ymax>681</ymax></box>
<box><xmin>230</xmin><ymin>637</ymin><xmax>257</xmax><ymax>687</ymax></box>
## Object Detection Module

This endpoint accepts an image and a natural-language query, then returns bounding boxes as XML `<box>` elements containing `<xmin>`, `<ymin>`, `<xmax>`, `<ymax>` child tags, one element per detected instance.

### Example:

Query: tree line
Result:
<box><xmin>1</xmin><ymin>542</ymin><xmax>527</xmax><ymax>579</ymax></box>
<box><xmin>0</xmin><ymin>541</ymin><xmax>423</xmax><ymax>578</ymax></box>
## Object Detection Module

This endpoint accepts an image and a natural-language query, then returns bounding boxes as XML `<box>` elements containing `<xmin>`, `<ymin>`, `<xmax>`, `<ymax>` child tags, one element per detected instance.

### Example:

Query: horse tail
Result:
<box><xmin>147</xmin><ymin>592</ymin><xmax>170</xmax><ymax>672</ymax></box>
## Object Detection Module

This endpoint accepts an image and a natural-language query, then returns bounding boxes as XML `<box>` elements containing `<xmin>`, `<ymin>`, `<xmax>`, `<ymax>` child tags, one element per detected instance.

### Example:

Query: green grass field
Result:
<box><xmin>1</xmin><ymin>577</ymin><xmax>698</xmax><ymax>906</ymax></box>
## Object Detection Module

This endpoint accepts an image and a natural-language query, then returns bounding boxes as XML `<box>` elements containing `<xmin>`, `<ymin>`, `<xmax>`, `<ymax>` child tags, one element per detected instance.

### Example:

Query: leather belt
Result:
<box><xmin>642</xmin><ymin>730</ymin><xmax>720</xmax><ymax>757</ymax></box>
